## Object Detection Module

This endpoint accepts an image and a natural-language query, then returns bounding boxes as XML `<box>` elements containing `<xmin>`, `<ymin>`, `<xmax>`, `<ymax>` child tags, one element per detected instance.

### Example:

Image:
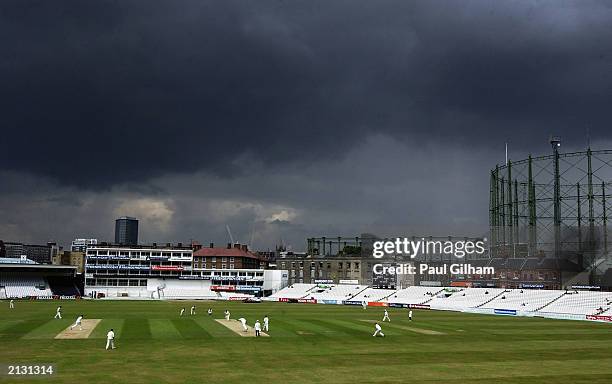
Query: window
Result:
<box><xmin>339</xmin><ymin>262</ymin><xmax>343</xmax><ymax>269</ymax></box>
<box><xmin>212</xmin><ymin>257</ymin><xmax>217</xmax><ymax>262</ymax></box>
<box><xmin>222</xmin><ymin>264</ymin><xmax>227</xmax><ymax>269</ymax></box>
<box><xmin>230</xmin><ymin>257</ymin><xmax>235</xmax><ymax>262</ymax></box>
<box><xmin>222</xmin><ymin>257</ymin><xmax>227</xmax><ymax>262</ymax></box>
<box><xmin>230</xmin><ymin>264</ymin><xmax>235</xmax><ymax>269</ymax></box>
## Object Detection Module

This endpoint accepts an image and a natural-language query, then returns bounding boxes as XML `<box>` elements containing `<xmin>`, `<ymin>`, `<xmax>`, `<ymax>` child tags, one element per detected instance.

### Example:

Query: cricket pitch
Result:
<box><xmin>55</xmin><ymin>319</ymin><xmax>102</xmax><ymax>339</ymax></box>
<box><xmin>215</xmin><ymin>319</ymin><xmax>269</xmax><ymax>337</ymax></box>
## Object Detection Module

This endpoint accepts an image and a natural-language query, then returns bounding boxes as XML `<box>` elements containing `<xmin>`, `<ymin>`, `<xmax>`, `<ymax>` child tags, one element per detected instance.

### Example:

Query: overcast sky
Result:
<box><xmin>1</xmin><ymin>1</ymin><xmax>611</xmax><ymax>250</ymax></box>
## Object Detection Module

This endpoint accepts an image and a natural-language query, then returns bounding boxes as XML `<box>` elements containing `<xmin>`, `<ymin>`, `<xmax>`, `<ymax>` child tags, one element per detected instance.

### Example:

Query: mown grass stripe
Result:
<box><xmin>89</xmin><ymin>319</ymin><xmax>125</xmax><ymax>339</ymax></box>
<box><xmin>149</xmin><ymin>319</ymin><xmax>182</xmax><ymax>339</ymax></box>
<box><xmin>171</xmin><ymin>318</ymin><xmax>212</xmax><ymax>339</ymax></box>
<box><xmin>121</xmin><ymin>318</ymin><xmax>152</xmax><ymax>339</ymax></box>
<box><xmin>0</xmin><ymin>319</ymin><xmax>48</xmax><ymax>339</ymax></box>
<box><xmin>191</xmin><ymin>317</ymin><xmax>237</xmax><ymax>338</ymax></box>
<box><xmin>309</xmin><ymin>319</ymin><xmax>363</xmax><ymax>337</ymax></box>
<box><xmin>23</xmin><ymin>319</ymin><xmax>73</xmax><ymax>339</ymax></box>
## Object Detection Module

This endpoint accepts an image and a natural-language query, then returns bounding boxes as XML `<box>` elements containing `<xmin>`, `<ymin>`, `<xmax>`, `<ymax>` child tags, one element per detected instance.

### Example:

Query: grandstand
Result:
<box><xmin>351</xmin><ymin>287</ymin><xmax>396</xmax><ymax>303</ymax></box>
<box><xmin>1</xmin><ymin>274</ymin><xmax>53</xmax><ymax>298</ymax></box>
<box><xmin>268</xmin><ymin>283</ymin><xmax>316</xmax><ymax>299</ymax></box>
<box><xmin>540</xmin><ymin>291</ymin><xmax>611</xmax><ymax>316</ymax></box>
<box><xmin>479</xmin><ymin>289</ymin><xmax>564</xmax><ymax>312</ymax></box>
<box><xmin>428</xmin><ymin>288</ymin><xmax>505</xmax><ymax>310</ymax></box>
<box><xmin>0</xmin><ymin>258</ymin><xmax>80</xmax><ymax>299</ymax></box>
<box><xmin>303</xmin><ymin>284</ymin><xmax>368</xmax><ymax>301</ymax></box>
<box><xmin>268</xmin><ymin>284</ymin><xmax>612</xmax><ymax>321</ymax></box>
<box><xmin>385</xmin><ymin>286</ymin><xmax>442</xmax><ymax>305</ymax></box>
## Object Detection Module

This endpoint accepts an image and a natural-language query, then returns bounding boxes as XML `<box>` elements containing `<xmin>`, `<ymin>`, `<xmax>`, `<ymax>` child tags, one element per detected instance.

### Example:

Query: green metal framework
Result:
<box><xmin>490</xmin><ymin>148</ymin><xmax>611</xmax><ymax>273</ymax></box>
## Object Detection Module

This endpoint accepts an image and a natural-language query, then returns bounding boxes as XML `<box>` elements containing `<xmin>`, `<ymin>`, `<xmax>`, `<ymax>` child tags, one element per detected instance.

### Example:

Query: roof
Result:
<box><xmin>193</xmin><ymin>247</ymin><xmax>260</xmax><ymax>259</ymax></box>
<box><xmin>0</xmin><ymin>257</ymin><xmax>37</xmax><ymax>264</ymax></box>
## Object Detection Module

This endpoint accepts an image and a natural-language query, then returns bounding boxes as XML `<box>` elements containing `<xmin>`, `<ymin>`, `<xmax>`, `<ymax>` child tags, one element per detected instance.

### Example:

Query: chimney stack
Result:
<box><xmin>210</xmin><ymin>243</ymin><xmax>214</xmax><ymax>248</ymax></box>
<box><xmin>227</xmin><ymin>243</ymin><xmax>232</xmax><ymax>249</ymax></box>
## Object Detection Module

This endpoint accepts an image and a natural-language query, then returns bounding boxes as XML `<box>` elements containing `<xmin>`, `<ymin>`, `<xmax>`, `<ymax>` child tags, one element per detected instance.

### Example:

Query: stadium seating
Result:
<box><xmin>161</xmin><ymin>288</ymin><xmax>219</xmax><ymax>299</ymax></box>
<box><xmin>351</xmin><ymin>288</ymin><xmax>397</xmax><ymax>303</ymax></box>
<box><xmin>387</xmin><ymin>286</ymin><xmax>444</xmax><ymax>305</ymax></box>
<box><xmin>269</xmin><ymin>283</ymin><xmax>316</xmax><ymax>299</ymax></box>
<box><xmin>303</xmin><ymin>284</ymin><xmax>368</xmax><ymax>301</ymax></box>
<box><xmin>479</xmin><ymin>289</ymin><xmax>564</xmax><ymax>312</ymax></box>
<box><xmin>539</xmin><ymin>291</ymin><xmax>612</xmax><ymax>315</ymax></box>
<box><xmin>0</xmin><ymin>274</ymin><xmax>53</xmax><ymax>298</ymax></box>
<box><xmin>219</xmin><ymin>282</ymin><xmax>612</xmax><ymax>321</ymax></box>
<box><xmin>428</xmin><ymin>288</ymin><xmax>506</xmax><ymax>310</ymax></box>
<box><xmin>47</xmin><ymin>277</ymin><xmax>81</xmax><ymax>296</ymax></box>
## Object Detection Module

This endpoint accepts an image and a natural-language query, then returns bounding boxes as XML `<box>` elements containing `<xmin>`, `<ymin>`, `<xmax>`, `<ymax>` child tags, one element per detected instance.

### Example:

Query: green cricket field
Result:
<box><xmin>1</xmin><ymin>300</ymin><xmax>611</xmax><ymax>383</ymax></box>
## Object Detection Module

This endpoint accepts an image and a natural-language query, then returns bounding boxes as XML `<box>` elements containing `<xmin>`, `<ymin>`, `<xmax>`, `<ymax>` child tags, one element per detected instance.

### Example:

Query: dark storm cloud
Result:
<box><xmin>2</xmin><ymin>0</ymin><xmax>611</xmax><ymax>187</ymax></box>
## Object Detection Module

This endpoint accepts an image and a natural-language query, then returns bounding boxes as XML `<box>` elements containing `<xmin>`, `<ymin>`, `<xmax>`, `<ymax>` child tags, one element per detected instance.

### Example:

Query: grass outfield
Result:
<box><xmin>1</xmin><ymin>300</ymin><xmax>611</xmax><ymax>383</ymax></box>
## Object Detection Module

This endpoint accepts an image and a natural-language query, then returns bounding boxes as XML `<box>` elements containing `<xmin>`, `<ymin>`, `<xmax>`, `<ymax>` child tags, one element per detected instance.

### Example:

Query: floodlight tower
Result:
<box><xmin>550</xmin><ymin>136</ymin><xmax>562</xmax><ymax>258</ymax></box>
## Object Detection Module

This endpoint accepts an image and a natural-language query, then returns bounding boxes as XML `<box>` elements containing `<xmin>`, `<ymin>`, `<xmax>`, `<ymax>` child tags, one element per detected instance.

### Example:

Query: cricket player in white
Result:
<box><xmin>180</xmin><ymin>308</ymin><xmax>185</xmax><ymax>316</ymax></box>
<box><xmin>190</xmin><ymin>305</ymin><xmax>196</xmax><ymax>315</ymax></box>
<box><xmin>362</xmin><ymin>301</ymin><xmax>367</xmax><ymax>310</ymax></box>
<box><xmin>224</xmin><ymin>310</ymin><xmax>230</xmax><ymax>320</ymax></box>
<box><xmin>70</xmin><ymin>314</ymin><xmax>84</xmax><ymax>331</ymax></box>
<box><xmin>408</xmin><ymin>310</ymin><xmax>413</xmax><ymax>321</ymax></box>
<box><xmin>263</xmin><ymin>315</ymin><xmax>269</xmax><ymax>332</ymax></box>
<box><xmin>254</xmin><ymin>320</ymin><xmax>261</xmax><ymax>337</ymax></box>
<box><xmin>106</xmin><ymin>328</ymin><xmax>116</xmax><ymax>350</ymax></box>
<box><xmin>54</xmin><ymin>306</ymin><xmax>62</xmax><ymax>319</ymax></box>
<box><xmin>238</xmin><ymin>317</ymin><xmax>247</xmax><ymax>332</ymax></box>
<box><xmin>382</xmin><ymin>309</ymin><xmax>390</xmax><ymax>322</ymax></box>
<box><xmin>207</xmin><ymin>308</ymin><xmax>212</xmax><ymax>316</ymax></box>
<box><xmin>373</xmin><ymin>322</ymin><xmax>385</xmax><ymax>337</ymax></box>
<box><xmin>9</xmin><ymin>299</ymin><xmax>14</xmax><ymax>309</ymax></box>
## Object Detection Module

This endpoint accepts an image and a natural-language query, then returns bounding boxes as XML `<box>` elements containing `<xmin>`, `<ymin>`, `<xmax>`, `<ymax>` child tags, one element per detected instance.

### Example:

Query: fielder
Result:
<box><xmin>190</xmin><ymin>305</ymin><xmax>196</xmax><ymax>315</ymax></box>
<box><xmin>180</xmin><ymin>307</ymin><xmax>185</xmax><ymax>316</ymax></box>
<box><xmin>207</xmin><ymin>308</ymin><xmax>213</xmax><ymax>316</ymax></box>
<box><xmin>373</xmin><ymin>322</ymin><xmax>385</xmax><ymax>337</ymax></box>
<box><xmin>382</xmin><ymin>309</ymin><xmax>390</xmax><ymax>322</ymax></box>
<box><xmin>54</xmin><ymin>306</ymin><xmax>62</xmax><ymax>319</ymax></box>
<box><xmin>9</xmin><ymin>299</ymin><xmax>14</xmax><ymax>309</ymax></box>
<box><xmin>238</xmin><ymin>317</ymin><xmax>248</xmax><ymax>332</ymax></box>
<box><xmin>408</xmin><ymin>310</ymin><xmax>413</xmax><ymax>321</ymax></box>
<box><xmin>106</xmin><ymin>328</ymin><xmax>116</xmax><ymax>350</ymax></box>
<box><xmin>70</xmin><ymin>314</ymin><xmax>84</xmax><ymax>331</ymax></box>
<box><xmin>362</xmin><ymin>301</ymin><xmax>367</xmax><ymax>310</ymax></box>
<box><xmin>254</xmin><ymin>320</ymin><xmax>262</xmax><ymax>337</ymax></box>
<box><xmin>263</xmin><ymin>315</ymin><xmax>269</xmax><ymax>332</ymax></box>
<box><xmin>224</xmin><ymin>310</ymin><xmax>230</xmax><ymax>320</ymax></box>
